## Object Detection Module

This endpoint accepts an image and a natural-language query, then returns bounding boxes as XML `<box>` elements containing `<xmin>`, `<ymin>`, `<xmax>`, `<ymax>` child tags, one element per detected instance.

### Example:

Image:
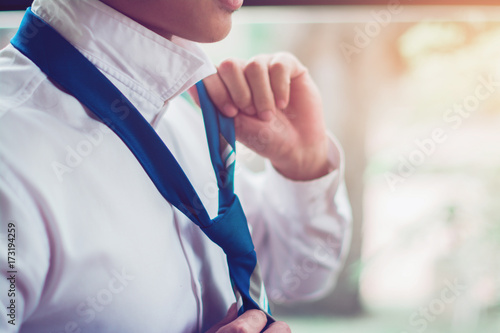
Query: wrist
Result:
<box><xmin>271</xmin><ymin>136</ymin><xmax>332</xmax><ymax>181</ymax></box>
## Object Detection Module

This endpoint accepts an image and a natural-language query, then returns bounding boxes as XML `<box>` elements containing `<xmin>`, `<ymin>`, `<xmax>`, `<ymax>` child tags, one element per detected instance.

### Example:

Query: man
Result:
<box><xmin>0</xmin><ymin>0</ymin><xmax>352</xmax><ymax>332</ymax></box>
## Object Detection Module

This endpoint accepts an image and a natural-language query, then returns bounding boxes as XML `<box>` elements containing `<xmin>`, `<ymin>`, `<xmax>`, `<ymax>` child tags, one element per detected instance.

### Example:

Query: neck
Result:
<box><xmin>99</xmin><ymin>0</ymin><xmax>174</xmax><ymax>40</ymax></box>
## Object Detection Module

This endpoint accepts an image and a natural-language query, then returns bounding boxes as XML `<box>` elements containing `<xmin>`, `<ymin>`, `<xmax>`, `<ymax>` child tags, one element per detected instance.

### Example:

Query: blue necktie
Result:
<box><xmin>11</xmin><ymin>8</ymin><xmax>273</xmax><ymax>325</ymax></box>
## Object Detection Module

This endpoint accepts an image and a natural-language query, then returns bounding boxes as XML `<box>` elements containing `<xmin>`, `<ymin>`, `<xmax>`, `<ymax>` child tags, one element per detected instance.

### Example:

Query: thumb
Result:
<box><xmin>205</xmin><ymin>303</ymin><xmax>238</xmax><ymax>333</ymax></box>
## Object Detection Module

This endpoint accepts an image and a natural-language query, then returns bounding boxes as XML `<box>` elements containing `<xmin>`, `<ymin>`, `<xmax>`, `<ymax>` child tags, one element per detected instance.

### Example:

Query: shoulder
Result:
<box><xmin>0</xmin><ymin>44</ymin><xmax>47</xmax><ymax>117</ymax></box>
<box><xmin>0</xmin><ymin>44</ymin><xmax>100</xmax><ymax>187</ymax></box>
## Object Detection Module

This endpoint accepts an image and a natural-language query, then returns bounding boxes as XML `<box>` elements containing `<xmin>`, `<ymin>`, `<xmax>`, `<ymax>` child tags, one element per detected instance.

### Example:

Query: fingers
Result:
<box><xmin>216</xmin><ymin>309</ymin><xmax>268</xmax><ymax>333</ymax></box>
<box><xmin>268</xmin><ymin>60</ymin><xmax>290</xmax><ymax>110</ymax></box>
<box><xmin>218</xmin><ymin>58</ymin><xmax>255</xmax><ymax>116</ymax></box>
<box><xmin>205</xmin><ymin>303</ymin><xmax>238</xmax><ymax>333</ymax></box>
<box><xmin>244</xmin><ymin>57</ymin><xmax>275</xmax><ymax>121</ymax></box>
<box><xmin>206</xmin><ymin>305</ymin><xmax>291</xmax><ymax>333</ymax></box>
<box><xmin>268</xmin><ymin>52</ymin><xmax>305</xmax><ymax>110</ymax></box>
<box><xmin>234</xmin><ymin>112</ymin><xmax>294</xmax><ymax>163</ymax></box>
<box><xmin>203</xmin><ymin>73</ymin><xmax>239</xmax><ymax>117</ymax></box>
<box><xmin>203</xmin><ymin>52</ymin><xmax>307</xmax><ymax>122</ymax></box>
<box><xmin>265</xmin><ymin>321</ymin><xmax>292</xmax><ymax>333</ymax></box>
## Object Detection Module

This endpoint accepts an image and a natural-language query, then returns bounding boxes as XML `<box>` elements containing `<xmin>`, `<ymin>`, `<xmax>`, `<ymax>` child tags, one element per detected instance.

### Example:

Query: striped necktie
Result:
<box><xmin>11</xmin><ymin>8</ymin><xmax>273</xmax><ymax>325</ymax></box>
<box><xmin>196</xmin><ymin>82</ymin><xmax>271</xmax><ymax>318</ymax></box>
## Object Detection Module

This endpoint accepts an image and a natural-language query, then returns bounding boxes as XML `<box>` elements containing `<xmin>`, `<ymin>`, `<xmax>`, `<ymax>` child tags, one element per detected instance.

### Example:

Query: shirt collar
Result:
<box><xmin>31</xmin><ymin>0</ymin><xmax>216</xmax><ymax>113</ymax></box>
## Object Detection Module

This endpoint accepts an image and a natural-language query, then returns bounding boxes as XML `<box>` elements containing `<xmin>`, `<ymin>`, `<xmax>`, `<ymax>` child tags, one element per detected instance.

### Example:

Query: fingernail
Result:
<box><xmin>259</xmin><ymin>110</ymin><xmax>273</xmax><ymax>122</ymax></box>
<box><xmin>243</xmin><ymin>106</ymin><xmax>256</xmax><ymax>115</ymax></box>
<box><xmin>222</xmin><ymin>104</ymin><xmax>238</xmax><ymax>117</ymax></box>
<box><xmin>276</xmin><ymin>99</ymin><xmax>287</xmax><ymax>109</ymax></box>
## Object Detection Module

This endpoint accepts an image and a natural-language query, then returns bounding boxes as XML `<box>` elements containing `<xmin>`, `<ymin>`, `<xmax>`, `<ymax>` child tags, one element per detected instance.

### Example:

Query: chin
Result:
<box><xmin>196</xmin><ymin>23</ymin><xmax>232</xmax><ymax>43</ymax></box>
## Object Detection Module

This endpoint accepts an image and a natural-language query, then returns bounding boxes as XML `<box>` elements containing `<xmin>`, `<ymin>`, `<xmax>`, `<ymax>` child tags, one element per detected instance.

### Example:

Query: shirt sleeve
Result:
<box><xmin>235</xmin><ymin>133</ymin><xmax>352</xmax><ymax>303</ymax></box>
<box><xmin>0</xmin><ymin>162</ymin><xmax>51</xmax><ymax>332</ymax></box>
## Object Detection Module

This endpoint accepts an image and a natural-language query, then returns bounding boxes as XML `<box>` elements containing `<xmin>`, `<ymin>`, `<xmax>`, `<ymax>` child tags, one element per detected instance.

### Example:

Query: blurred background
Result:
<box><xmin>2</xmin><ymin>1</ymin><xmax>500</xmax><ymax>332</ymax></box>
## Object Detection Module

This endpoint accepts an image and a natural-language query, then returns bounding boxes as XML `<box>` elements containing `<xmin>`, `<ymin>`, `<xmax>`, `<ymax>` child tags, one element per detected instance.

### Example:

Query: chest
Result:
<box><xmin>20</xmin><ymin>97</ymin><xmax>233</xmax><ymax>332</ymax></box>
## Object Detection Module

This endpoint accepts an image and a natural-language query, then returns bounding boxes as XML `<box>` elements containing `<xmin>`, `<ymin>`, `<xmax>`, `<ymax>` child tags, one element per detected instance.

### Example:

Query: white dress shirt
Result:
<box><xmin>0</xmin><ymin>0</ymin><xmax>352</xmax><ymax>332</ymax></box>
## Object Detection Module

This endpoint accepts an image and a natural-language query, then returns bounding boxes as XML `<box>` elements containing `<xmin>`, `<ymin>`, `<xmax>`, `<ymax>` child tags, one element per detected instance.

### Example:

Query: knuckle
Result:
<box><xmin>249</xmin><ymin>309</ymin><xmax>267</xmax><ymax>323</ymax></box>
<box><xmin>269</xmin><ymin>61</ymin><xmax>286</xmax><ymax>75</ymax></box>
<box><xmin>233</xmin><ymin>93</ymin><xmax>252</xmax><ymax>108</ymax></box>
<box><xmin>272</xmin><ymin>321</ymin><xmax>292</xmax><ymax>332</ymax></box>
<box><xmin>203</xmin><ymin>72</ymin><xmax>220</xmax><ymax>86</ymax></box>
<box><xmin>218</xmin><ymin>58</ymin><xmax>240</xmax><ymax>75</ymax></box>
<box><xmin>231</xmin><ymin>322</ymin><xmax>251</xmax><ymax>333</ymax></box>
<box><xmin>244</xmin><ymin>60</ymin><xmax>266</xmax><ymax>76</ymax></box>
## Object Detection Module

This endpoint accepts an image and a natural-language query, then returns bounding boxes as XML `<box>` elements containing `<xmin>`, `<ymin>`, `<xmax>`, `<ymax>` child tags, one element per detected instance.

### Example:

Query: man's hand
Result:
<box><xmin>206</xmin><ymin>303</ymin><xmax>291</xmax><ymax>333</ymax></box>
<box><xmin>194</xmin><ymin>53</ymin><xmax>332</xmax><ymax>181</ymax></box>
